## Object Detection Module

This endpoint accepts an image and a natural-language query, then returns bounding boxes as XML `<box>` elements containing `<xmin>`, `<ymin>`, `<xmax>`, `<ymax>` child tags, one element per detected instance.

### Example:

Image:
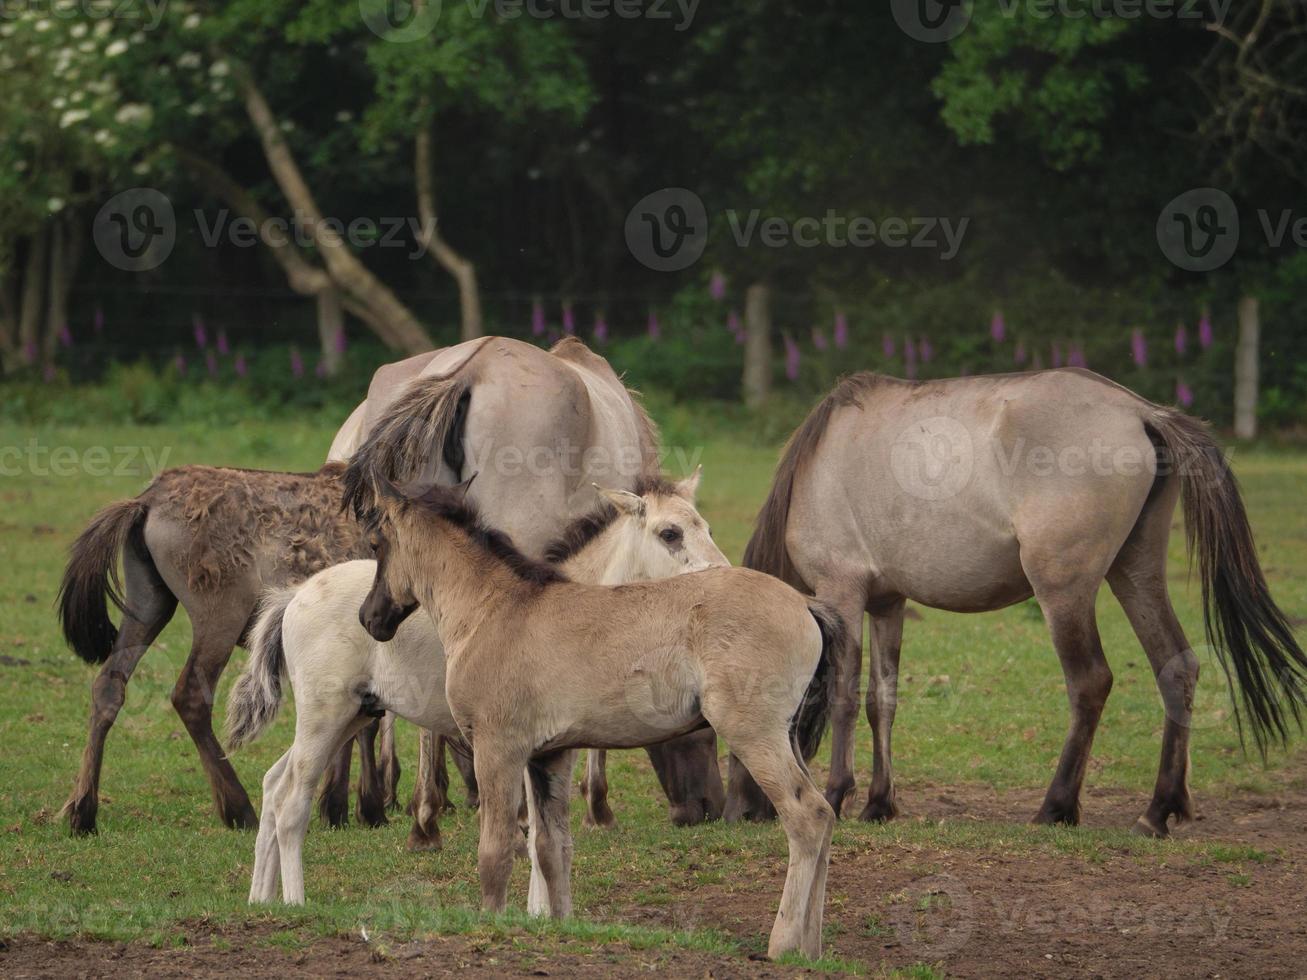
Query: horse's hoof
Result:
<box><xmin>857</xmin><ymin>796</ymin><xmax>899</xmax><ymax>823</ymax></box>
<box><xmin>357</xmin><ymin>801</ymin><xmax>389</xmax><ymax>829</ymax></box>
<box><xmin>1032</xmin><ymin>803</ymin><xmax>1079</xmax><ymax>827</ymax></box>
<box><xmin>823</xmin><ymin>780</ymin><xmax>855</xmax><ymax>819</ymax></box>
<box><xmin>583</xmin><ymin>809</ymin><xmax>617</xmax><ymax>830</ymax></box>
<box><xmin>65</xmin><ymin>797</ymin><xmax>98</xmax><ymax>836</ymax></box>
<box><xmin>406</xmin><ymin>826</ymin><xmax>443</xmax><ymax>852</ymax></box>
<box><xmin>1132</xmin><ymin>815</ymin><xmax>1169</xmax><ymax>839</ymax></box>
<box><xmin>224</xmin><ymin>804</ymin><xmax>259</xmax><ymax>832</ymax></box>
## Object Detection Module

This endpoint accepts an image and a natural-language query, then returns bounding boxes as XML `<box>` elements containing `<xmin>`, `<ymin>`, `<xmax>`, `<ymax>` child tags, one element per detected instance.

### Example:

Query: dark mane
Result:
<box><xmin>409</xmin><ymin>484</ymin><xmax>567</xmax><ymax>588</ymax></box>
<box><xmin>542</xmin><ymin>474</ymin><xmax>683</xmax><ymax>565</ymax></box>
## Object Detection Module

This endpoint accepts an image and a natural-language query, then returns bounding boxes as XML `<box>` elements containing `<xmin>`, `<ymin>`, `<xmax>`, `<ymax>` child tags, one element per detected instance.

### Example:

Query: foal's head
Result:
<box><xmin>551</xmin><ymin>467</ymin><xmax>728</xmax><ymax>581</ymax></box>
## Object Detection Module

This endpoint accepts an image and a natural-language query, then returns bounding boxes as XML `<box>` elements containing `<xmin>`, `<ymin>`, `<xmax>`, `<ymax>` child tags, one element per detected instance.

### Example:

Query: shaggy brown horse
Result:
<box><xmin>58</xmin><ymin>464</ymin><xmax>374</xmax><ymax>834</ymax></box>
<box><xmin>727</xmin><ymin>368</ymin><xmax>1307</xmax><ymax>837</ymax></box>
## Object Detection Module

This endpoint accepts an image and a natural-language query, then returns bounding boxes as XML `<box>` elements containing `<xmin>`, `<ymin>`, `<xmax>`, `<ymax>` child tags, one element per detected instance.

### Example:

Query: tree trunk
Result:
<box><xmin>743</xmin><ymin>282</ymin><xmax>772</xmax><ymax>407</ymax></box>
<box><xmin>1234</xmin><ymin>295</ymin><xmax>1260</xmax><ymax>440</ymax></box>
<box><xmin>416</xmin><ymin>121</ymin><xmax>482</xmax><ymax>341</ymax></box>
<box><xmin>18</xmin><ymin>226</ymin><xmax>48</xmax><ymax>365</ymax></box>
<box><xmin>230</xmin><ymin>60</ymin><xmax>434</xmax><ymax>354</ymax></box>
<box><xmin>0</xmin><ymin>262</ymin><xmax>17</xmax><ymax>370</ymax></box>
<box><xmin>317</xmin><ymin>286</ymin><xmax>345</xmax><ymax>377</ymax></box>
<box><xmin>43</xmin><ymin>215</ymin><xmax>82</xmax><ymax>364</ymax></box>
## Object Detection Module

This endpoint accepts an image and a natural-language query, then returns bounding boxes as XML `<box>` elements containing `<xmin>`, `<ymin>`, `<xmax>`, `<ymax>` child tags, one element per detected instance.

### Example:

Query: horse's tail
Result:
<box><xmin>792</xmin><ymin>600</ymin><xmax>848</xmax><ymax>762</ymax></box>
<box><xmin>58</xmin><ymin>497</ymin><xmax>151</xmax><ymax>664</ymax></box>
<box><xmin>1147</xmin><ymin>407</ymin><xmax>1307</xmax><ymax>754</ymax></box>
<box><xmin>342</xmin><ymin>337</ymin><xmax>494</xmax><ymax>522</ymax></box>
<box><xmin>225</xmin><ymin>587</ymin><xmax>296</xmax><ymax>750</ymax></box>
<box><xmin>743</xmin><ymin>373</ymin><xmax>879</xmax><ymax>587</ymax></box>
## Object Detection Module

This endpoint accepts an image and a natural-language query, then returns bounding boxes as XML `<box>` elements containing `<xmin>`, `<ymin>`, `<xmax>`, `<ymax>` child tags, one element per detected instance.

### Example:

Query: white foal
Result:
<box><xmin>227</xmin><ymin>473</ymin><xmax>726</xmax><ymax>907</ymax></box>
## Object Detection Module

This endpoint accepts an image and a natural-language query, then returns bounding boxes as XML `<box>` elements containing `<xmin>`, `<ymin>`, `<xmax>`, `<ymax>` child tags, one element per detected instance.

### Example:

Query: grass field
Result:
<box><xmin>1</xmin><ymin>417</ymin><xmax>1305</xmax><ymax>975</ymax></box>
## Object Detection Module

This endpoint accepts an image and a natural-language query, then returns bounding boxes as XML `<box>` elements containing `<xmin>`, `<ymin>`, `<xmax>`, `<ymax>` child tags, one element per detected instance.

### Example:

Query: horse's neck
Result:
<box><xmin>559</xmin><ymin>518</ymin><xmax>636</xmax><ymax>585</ymax></box>
<box><xmin>418</xmin><ymin>524</ymin><xmax>525</xmax><ymax>639</ymax></box>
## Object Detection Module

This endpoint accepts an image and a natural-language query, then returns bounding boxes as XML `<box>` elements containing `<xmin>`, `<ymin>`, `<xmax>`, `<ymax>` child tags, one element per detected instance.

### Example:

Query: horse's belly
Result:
<box><xmin>871</xmin><ymin>529</ymin><xmax>1032</xmax><ymax>612</ymax></box>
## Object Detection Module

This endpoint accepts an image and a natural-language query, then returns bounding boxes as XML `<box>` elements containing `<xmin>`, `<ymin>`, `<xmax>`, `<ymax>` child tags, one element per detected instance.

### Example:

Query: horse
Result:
<box><xmin>57</xmin><ymin>463</ymin><xmax>373</xmax><ymax>834</ymax></box>
<box><xmin>330</xmin><ymin>335</ymin><xmax>727</xmax><ymax>827</ymax></box>
<box><xmin>344</xmin><ymin>469</ymin><xmax>843</xmax><ymax>961</ymax></box>
<box><xmin>725</xmin><ymin>368</ymin><xmax>1307</xmax><ymax>838</ymax></box>
<box><xmin>227</xmin><ymin>473</ymin><xmax>725</xmax><ymax>907</ymax></box>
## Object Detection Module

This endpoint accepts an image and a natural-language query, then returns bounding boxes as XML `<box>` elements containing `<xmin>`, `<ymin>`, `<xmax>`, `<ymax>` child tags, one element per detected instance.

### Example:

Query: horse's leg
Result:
<box><xmin>1030</xmin><ymin>589</ymin><xmax>1112</xmax><ymax>826</ymax></box>
<box><xmin>318</xmin><ymin>742</ymin><xmax>352</xmax><ymax>828</ymax></box>
<box><xmin>724</xmin><ymin>729</ymin><xmax>835</xmax><ymax>960</ymax></box>
<box><xmin>277</xmin><ymin>714</ymin><xmax>372</xmax><ymax>904</ymax></box>
<box><xmin>64</xmin><ymin>553</ymin><xmax>176</xmax><ymax>835</ymax></box>
<box><xmin>170</xmin><ymin>613</ymin><xmax>257</xmax><ymax>830</ymax></box>
<box><xmin>354</xmin><ymin>716</ymin><xmax>388</xmax><ymax>828</ymax></box>
<box><xmin>526</xmin><ymin>749</ymin><xmax>578</xmax><ymax>918</ymax></box>
<box><xmin>249</xmin><ymin>750</ymin><xmax>291</xmax><ymax>903</ymax></box>
<box><xmin>407</xmin><ymin>730</ymin><xmax>445</xmax><ymax>852</ymax></box>
<box><xmin>473</xmin><ymin>747</ymin><xmax>527</xmax><ymax>914</ymax></box>
<box><xmin>580</xmin><ymin>749</ymin><xmax>615</xmax><ymax>829</ymax></box>
<box><xmin>821</xmin><ymin>593</ymin><xmax>868</xmax><ymax>818</ymax></box>
<box><xmin>859</xmin><ymin>599</ymin><xmax>906</xmax><ymax>822</ymax></box>
<box><xmin>379</xmin><ymin>712</ymin><xmax>402</xmax><ymax>812</ymax></box>
<box><xmin>448</xmin><ymin>735</ymin><xmax>479</xmax><ymax>808</ymax></box>
<box><xmin>646</xmin><ymin>730</ymin><xmax>724</xmax><ymax>826</ymax></box>
<box><xmin>1107</xmin><ymin>493</ymin><xmax>1197</xmax><ymax>838</ymax></box>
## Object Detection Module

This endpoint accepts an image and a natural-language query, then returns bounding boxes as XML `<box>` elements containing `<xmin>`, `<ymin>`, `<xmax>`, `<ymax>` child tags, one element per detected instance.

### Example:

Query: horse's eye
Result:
<box><xmin>659</xmin><ymin>526</ymin><xmax>683</xmax><ymax>545</ymax></box>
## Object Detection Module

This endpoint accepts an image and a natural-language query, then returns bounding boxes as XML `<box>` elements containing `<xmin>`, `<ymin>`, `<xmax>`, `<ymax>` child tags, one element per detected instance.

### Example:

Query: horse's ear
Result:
<box><xmin>675</xmin><ymin>465</ymin><xmax>702</xmax><ymax>501</ymax></box>
<box><xmin>455</xmin><ymin>472</ymin><xmax>477</xmax><ymax>501</ymax></box>
<box><xmin>593</xmin><ymin>484</ymin><xmax>646</xmax><ymax>521</ymax></box>
<box><xmin>377</xmin><ymin>474</ymin><xmax>405</xmax><ymax>502</ymax></box>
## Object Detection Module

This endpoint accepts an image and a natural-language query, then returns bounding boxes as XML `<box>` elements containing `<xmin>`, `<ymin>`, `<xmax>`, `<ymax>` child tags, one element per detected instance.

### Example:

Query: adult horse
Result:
<box><xmin>726</xmin><ymin>368</ymin><xmax>1307</xmax><ymax>837</ymax></box>
<box><xmin>331</xmin><ymin>336</ymin><xmax>726</xmax><ymax>826</ymax></box>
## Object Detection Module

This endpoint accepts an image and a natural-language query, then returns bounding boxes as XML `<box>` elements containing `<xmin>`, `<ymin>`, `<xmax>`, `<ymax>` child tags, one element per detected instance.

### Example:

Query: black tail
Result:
<box><xmin>57</xmin><ymin>498</ymin><xmax>150</xmax><ymax>664</ymax></box>
<box><xmin>743</xmin><ymin>374</ymin><xmax>880</xmax><ymax>587</ymax></box>
<box><xmin>792</xmin><ymin>600</ymin><xmax>848</xmax><ymax>762</ymax></box>
<box><xmin>1148</xmin><ymin>408</ymin><xmax>1307</xmax><ymax>754</ymax></box>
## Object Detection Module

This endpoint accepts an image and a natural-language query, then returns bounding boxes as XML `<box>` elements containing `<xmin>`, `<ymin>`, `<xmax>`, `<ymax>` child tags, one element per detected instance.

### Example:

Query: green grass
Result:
<box><xmin>0</xmin><ymin>418</ymin><xmax>1304</xmax><ymax>971</ymax></box>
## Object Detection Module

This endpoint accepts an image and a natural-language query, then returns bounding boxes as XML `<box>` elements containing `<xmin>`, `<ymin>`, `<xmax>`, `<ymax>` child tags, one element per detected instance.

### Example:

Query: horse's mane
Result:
<box><xmin>542</xmin><ymin>474</ymin><xmax>682</xmax><ymax>565</ymax></box>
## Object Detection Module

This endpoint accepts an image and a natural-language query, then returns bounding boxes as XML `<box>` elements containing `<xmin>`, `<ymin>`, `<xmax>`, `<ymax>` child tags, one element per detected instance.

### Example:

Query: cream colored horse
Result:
<box><xmin>727</xmin><ymin>368</ymin><xmax>1307</xmax><ymax>838</ymax></box>
<box><xmin>348</xmin><ymin>471</ymin><xmax>845</xmax><ymax>960</ymax></box>
<box><xmin>228</xmin><ymin>475</ymin><xmax>724</xmax><ymax>906</ymax></box>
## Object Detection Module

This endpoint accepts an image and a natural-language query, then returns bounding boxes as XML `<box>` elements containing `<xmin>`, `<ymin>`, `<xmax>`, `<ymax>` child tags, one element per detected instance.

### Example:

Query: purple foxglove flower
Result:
<box><xmin>647</xmin><ymin>311</ymin><xmax>660</xmax><ymax>341</ymax></box>
<box><xmin>1174</xmin><ymin>323</ymin><xmax>1187</xmax><ymax>355</ymax></box>
<box><xmin>990</xmin><ymin>312</ymin><xmax>1006</xmax><ymax>343</ymax></box>
<box><xmin>1067</xmin><ymin>344</ymin><xmax>1085</xmax><ymax>369</ymax></box>
<box><xmin>1014</xmin><ymin>340</ymin><xmax>1027</xmax><ymax>365</ymax></box>
<box><xmin>334</xmin><ymin>328</ymin><xmax>348</xmax><ymax>354</ymax></box>
<box><xmin>42</xmin><ymin>363</ymin><xmax>56</xmax><ymax>383</ymax></box>
<box><xmin>727</xmin><ymin>309</ymin><xmax>742</xmax><ymax>341</ymax></box>
<box><xmin>709</xmin><ymin>271</ymin><xmax>726</xmax><ymax>301</ymax></box>
<box><xmin>58</xmin><ymin>323</ymin><xmax>73</xmax><ymax>347</ymax></box>
<box><xmin>315</xmin><ymin>359</ymin><xmax>327</xmax><ymax>378</ymax></box>
<box><xmin>173</xmin><ymin>352</ymin><xmax>187</xmax><ymax>374</ymax></box>
<box><xmin>1031</xmin><ymin>351</ymin><xmax>1043</xmax><ymax>371</ymax></box>
<box><xmin>531</xmin><ymin>299</ymin><xmax>546</xmax><ymax>336</ymax></box>
<box><xmin>290</xmin><ymin>347</ymin><xmax>304</xmax><ymax>378</ymax></box>
<box><xmin>1198</xmin><ymin>312</ymin><xmax>1213</xmax><ymax>349</ymax></box>
<box><xmin>1176</xmin><ymin>380</ymin><xmax>1194</xmax><ymax>407</ymax></box>
<box><xmin>193</xmin><ymin>313</ymin><xmax>207</xmax><ymax>349</ymax></box>
<box><xmin>812</xmin><ymin>327</ymin><xmax>828</xmax><ymax>351</ymax></box>
<box><xmin>834</xmin><ymin>311</ymin><xmax>849</xmax><ymax>349</ymax></box>
<box><xmin>593</xmin><ymin>313</ymin><xmax>608</xmax><ymax>344</ymax></box>
<box><xmin>93</xmin><ymin>307</ymin><xmax>105</xmax><ymax>334</ymax></box>
<box><xmin>1131</xmin><ymin>328</ymin><xmax>1147</xmax><ymax>367</ymax></box>
<box><xmin>562</xmin><ymin>303</ymin><xmax>575</xmax><ymax>336</ymax></box>
<box><xmin>919</xmin><ymin>336</ymin><xmax>933</xmax><ymax>364</ymax></box>
<box><xmin>882</xmin><ymin>332</ymin><xmax>895</xmax><ymax>359</ymax></box>
<box><xmin>904</xmin><ymin>335</ymin><xmax>918</xmax><ymax>380</ymax></box>
<box><xmin>205</xmin><ymin>350</ymin><xmax>218</xmax><ymax>377</ymax></box>
<box><xmin>216</xmin><ymin>329</ymin><xmax>230</xmax><ymax>355</ymax></box>
<box><xmin>1051</xmin><ymin>342</ymin><xmax>1063</xmax><ymax>368</ymax></box>
<box><xmin>783</xmin><ymin>335</ymin><xmax>801</xmax><ymax>381</ymax></box>
<box><xmin>234</xmin><ymin>354</ymin><xmax>248</xmax><ymax>377</ymax></box>
<box><xmin>22</xmin><ymin>339</ymin><xmax>36</xmax><ymax>364</ymax></box>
